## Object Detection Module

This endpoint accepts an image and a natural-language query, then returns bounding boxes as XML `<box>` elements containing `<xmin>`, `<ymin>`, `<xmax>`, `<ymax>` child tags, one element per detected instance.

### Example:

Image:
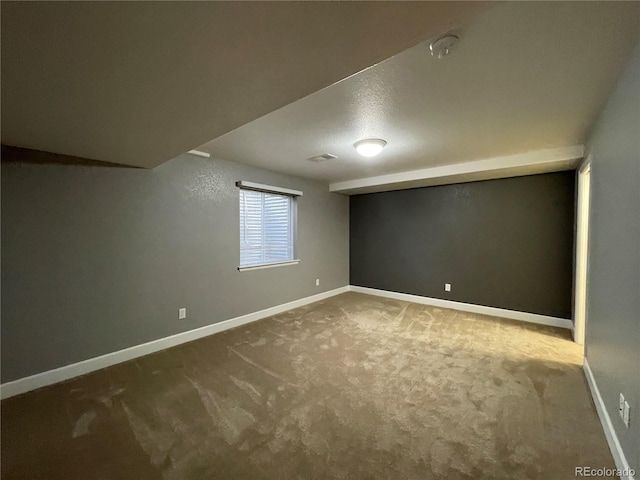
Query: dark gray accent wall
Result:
<box><xmin>350</xmin><ymin>172</ymin><xmax>575</xmax><ymax>318</ymax></box>
<box><xmin>1</xmin><ymin>147</ymin><xmax>349</xmax><ymax>382</ymax></box>
<box><xmin>584</xmin><ymin>43</ymin><xmax>640</xmax><ymax>473</ymax></box>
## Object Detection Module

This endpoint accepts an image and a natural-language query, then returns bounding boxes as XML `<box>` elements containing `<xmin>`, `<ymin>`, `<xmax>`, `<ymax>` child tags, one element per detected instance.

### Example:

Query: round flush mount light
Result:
<box><xmin>354</xmin><ymin>138</ymin><xmax>387</xmax><ymax>157</ymax></box>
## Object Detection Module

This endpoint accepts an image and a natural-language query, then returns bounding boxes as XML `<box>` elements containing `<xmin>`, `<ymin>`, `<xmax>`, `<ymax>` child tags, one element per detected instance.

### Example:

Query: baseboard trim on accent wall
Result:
<box><xmin>0</xmin><ymin>286</ymin><xmax>350</xmax><ymax>400</ymax></box>
<box><xmin>348</xmin><ymin>285</ymin><xmax>573</xmax><ymax>330</ymax></box>
<box><xmin>583</xmin><ymin>358</ymin><xmax>635</xmax><ymax>480</ymax></box>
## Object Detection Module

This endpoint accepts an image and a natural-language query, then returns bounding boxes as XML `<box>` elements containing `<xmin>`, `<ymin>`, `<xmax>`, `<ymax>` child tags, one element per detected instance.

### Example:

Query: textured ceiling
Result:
<box><xmin>199</xmin><ymin>2</ymin><xmax>640</xmax><ymax>183</ymax></box>
<box><xmin>0</xmin><ymin>1</ymin><xmax>489</xmax><ymax>168</ymax></box>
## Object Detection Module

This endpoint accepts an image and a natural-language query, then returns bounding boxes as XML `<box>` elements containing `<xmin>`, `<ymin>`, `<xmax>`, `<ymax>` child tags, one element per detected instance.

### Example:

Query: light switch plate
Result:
<box><xmin>623</xmin><ymin>401</ymin><xmax>630</xmax><ymax>428</ymax></box>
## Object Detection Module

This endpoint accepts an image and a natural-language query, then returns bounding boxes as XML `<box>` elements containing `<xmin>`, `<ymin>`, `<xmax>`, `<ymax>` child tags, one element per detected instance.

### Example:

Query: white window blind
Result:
<box><xmin>239</xmin><ymin>189</ymin><xmax>296</xmax><ymax>268</ymax></box>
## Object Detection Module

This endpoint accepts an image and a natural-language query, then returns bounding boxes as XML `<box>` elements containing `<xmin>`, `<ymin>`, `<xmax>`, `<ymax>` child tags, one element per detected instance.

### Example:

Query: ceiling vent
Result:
<box><xmin>307</xmin><ymin>153</ymin><xmax>337</xmax><ymax>163</ymax></box>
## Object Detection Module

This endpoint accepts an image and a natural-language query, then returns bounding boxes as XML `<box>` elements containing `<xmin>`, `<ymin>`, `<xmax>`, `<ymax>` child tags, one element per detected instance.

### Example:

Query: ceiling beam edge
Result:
<box><xmin>329</xmin><ymin>145</ymin><xmax>584</xmax><ymax>195</ymax></box>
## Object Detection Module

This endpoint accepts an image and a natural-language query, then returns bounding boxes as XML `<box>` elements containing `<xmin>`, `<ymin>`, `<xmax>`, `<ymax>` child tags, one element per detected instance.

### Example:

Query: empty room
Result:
<box><xmin>1</xmin><ymin>2</ymin><xmax>639</xmax><ymax>479</ymax></box>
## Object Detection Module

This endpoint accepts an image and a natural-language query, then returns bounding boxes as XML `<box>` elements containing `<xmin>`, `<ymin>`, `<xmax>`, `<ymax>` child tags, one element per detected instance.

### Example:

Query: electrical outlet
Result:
<box><xmin>444</xmin><ymin>283</ymin><xmax>452</xmax><ymax>292</ymax></box>
<box><xmin>315</xmin><ymin>279</ymin><xmax>320</xmax><ymax>286</ymax></box>
<box><xmin>619</xmin><ymin>393</ymin><xmax>625</xmax><ymax>419</ymax></box>
<box><xmin>178</xmin><ymin>308</ymin><xmax>187</xmax><ymax>320</ymax></box>
<box><xmin>623</xmin><ymin>401</ymin><xmax>630</xmax><ymax>428</ymax></box>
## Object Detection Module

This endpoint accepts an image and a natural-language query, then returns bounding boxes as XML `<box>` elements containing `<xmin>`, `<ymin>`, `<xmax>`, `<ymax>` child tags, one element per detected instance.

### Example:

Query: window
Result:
<box><xmin>237</xmin><ymin>181</ymin><xmax>301</xmax><ymax>270</ymax></box>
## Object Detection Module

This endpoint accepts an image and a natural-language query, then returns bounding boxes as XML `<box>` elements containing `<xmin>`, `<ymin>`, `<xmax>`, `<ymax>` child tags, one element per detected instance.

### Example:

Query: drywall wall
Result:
<box><xmin>584</xmin><ymin>43</ymin><xmax>640</xmax><ymax>473</ymax></box>
<box><xmin>350</xmin><ymin>172</ymin><xmax>575</xmax><ymax>318</ymax></box>
<box><xmin>0</xmin><ymin>147</ymin><xmax>349</xmax><ymax>382</ymax></box>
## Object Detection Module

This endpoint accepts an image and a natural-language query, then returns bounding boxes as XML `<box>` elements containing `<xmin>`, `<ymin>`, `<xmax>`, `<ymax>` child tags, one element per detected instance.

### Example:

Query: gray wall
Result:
<box><xmin>584</xmin><ymin>43</ymin><xmax>640</xmax><ymax>472</ymax></box>
<box><xmin>1</xmin><ymin>147</ymin><xmax>349</xmax><ymax>382</ymax></box>
<box><xmin>350</xmin><ymin>172</ymin><xmax>575</xmax><ymax>318</ymax></box>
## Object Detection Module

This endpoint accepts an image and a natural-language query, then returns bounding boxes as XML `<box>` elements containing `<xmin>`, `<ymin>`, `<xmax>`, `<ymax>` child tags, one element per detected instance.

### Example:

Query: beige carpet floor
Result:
<box><xmin>1</xmin><ymin>292</ymin><xmax>613</xmax><ymax>479</ymax></box>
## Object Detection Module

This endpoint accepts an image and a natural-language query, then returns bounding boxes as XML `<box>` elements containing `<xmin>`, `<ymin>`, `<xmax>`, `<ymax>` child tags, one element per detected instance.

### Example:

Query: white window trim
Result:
<box><xmin>236</xmin><ymin>181</ymin><xmax>303</xmax><ymax>197</ymax></box>
<box><xmin>237</xmin><ymin>259</ymin><xmax>301</xmax><ymax>272</ymax></box>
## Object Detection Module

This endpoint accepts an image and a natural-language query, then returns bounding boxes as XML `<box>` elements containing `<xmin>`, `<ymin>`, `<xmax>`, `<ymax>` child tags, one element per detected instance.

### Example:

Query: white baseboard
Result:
<box><xmin>583</xmin><ymin>358</ymin><xmax>635</xmax><ymax>480</ymax></box>
<box><xmin>0</xmin><ymin>285</ymin><xmax>574</xmax><ymax>400</ymax></box>
<box><xmin>348</xmin><ymin>285</ymin><xmax>573</xmax><ymax>330</ymax></box>
<box><xmin>0</xmin><ymin>286</ymin><xmax>349</xmax><ymax>400</ymax></box>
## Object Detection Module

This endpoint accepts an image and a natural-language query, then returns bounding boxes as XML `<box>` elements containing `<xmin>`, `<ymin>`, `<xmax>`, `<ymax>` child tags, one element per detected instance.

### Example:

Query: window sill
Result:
<box><xmin>237</xmin><ymin>259</ymin><xmax>301</xmax><ymax>272</ymax></box>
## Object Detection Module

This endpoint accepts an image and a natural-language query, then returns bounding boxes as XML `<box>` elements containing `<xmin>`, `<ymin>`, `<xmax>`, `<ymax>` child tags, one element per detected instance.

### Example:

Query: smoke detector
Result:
<box><xmin>429</xmin><ymin>34</ymin><xmax>459</xmax><ymax>59</ymax></box>
<box><xmin>307</xmin><ymin>153</ymin><xmax>337</xmax><ymax>162</ymax></box>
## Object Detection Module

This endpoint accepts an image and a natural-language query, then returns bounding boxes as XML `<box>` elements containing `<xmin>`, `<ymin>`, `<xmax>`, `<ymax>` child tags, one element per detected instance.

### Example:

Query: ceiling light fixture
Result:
<box><xmin>354</xmin><ymin>139</ymin><xmax>387</xmax><ymax>157</ymax></box>
<box><xmin>188</xmin><ymin>149</ymin><xmax>211</xmax><ymax>158</ymax></box>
